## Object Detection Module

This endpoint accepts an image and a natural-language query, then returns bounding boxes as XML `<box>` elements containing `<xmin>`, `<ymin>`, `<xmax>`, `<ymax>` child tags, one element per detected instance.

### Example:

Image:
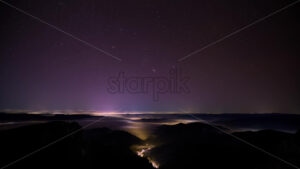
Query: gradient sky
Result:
<box><xmin>0</xmin><ymin>0</ymin><xmax>299</xmax><ymax>113</ymax></box>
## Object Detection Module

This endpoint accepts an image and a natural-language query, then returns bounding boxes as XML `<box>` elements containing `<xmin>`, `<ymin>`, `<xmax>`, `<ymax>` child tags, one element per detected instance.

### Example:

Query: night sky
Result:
<box><xmin>0</xmin><ymin>0</ymin><xmax>299</xmax><ymax>113</ymax></box>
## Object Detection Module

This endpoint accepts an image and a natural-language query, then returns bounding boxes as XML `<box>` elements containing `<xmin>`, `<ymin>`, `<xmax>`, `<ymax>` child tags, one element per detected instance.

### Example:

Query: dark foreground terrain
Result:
<box><xmin>0</xmin><ymin>121</ymin><xmax>153</xmax><ymax>169</ymax></box>
<box><xmin>148</xmin><ymin>123</ymin><xmax>300</xmax><ymax>169</ymax></box>
<box><xmin>0</xmin><ymin>120</ymin><xmax>300</xmax><ymax>169</ymax></box>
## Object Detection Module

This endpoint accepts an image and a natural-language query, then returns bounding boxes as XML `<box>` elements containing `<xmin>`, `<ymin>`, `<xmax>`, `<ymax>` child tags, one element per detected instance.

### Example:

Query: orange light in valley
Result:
<box><xmin>134</xmin><ymin>144</ymin><xmax>159</xmax><ymax>168</ymax></box>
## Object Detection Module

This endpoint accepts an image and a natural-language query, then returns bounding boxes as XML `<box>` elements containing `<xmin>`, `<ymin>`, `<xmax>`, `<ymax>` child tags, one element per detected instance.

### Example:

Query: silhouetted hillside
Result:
<box><xmin>0</xmin><ymin>121</ymin><xmax>153</xmax><ymax>169</ymax></box>
<box><xmin>148</xmin><ymin>122</ymin><xmax>300</xmax><ymax>169</ymax></box>
<box><xmin>1</xmin><ymin>119</ymin><xmax>300</xmax><ymax>169</ymax></box>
